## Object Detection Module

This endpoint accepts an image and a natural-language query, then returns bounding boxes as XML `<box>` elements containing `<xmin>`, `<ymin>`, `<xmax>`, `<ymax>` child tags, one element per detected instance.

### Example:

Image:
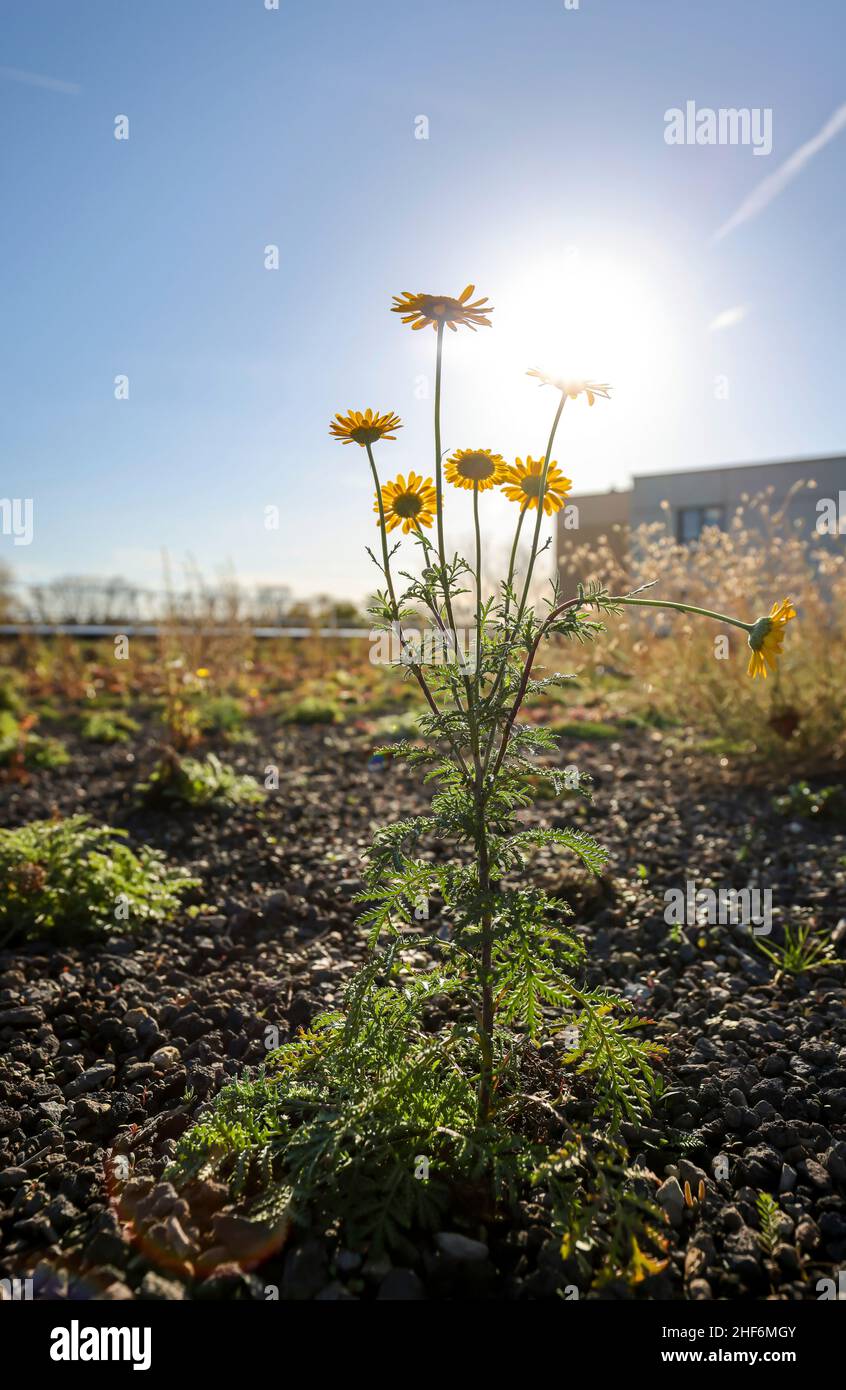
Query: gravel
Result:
<box><xmin>0</xmin><ymin>719</ymin><xmax>844</xmax><ymax>1299</ymax></box>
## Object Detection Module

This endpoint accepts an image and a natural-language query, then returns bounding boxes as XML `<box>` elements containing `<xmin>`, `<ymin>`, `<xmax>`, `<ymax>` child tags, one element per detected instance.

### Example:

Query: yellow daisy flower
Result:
<box><xmin>444</xmin><ymin>448</ymin><xmax>507</xmax><ymax>491</ymax></box>
<box><xmin>526</xmin><ymin>369</ymin><xmax>612</xmax><ymax>406</ymax></box>
<box><xmin>330</xmin><ymin>408</ymin><xmax>402</xmax><ymax>447</ymax></box>
<box><xmin>747</xmin><ymin>597</ymin><xmax>797</xmax><ymax>679</ymax></box>
<box><xmin>376</xmin><ymin>473</ymin><xmax>437</xmax><ymax>534</ymax></box>
<box><xmin>391</xmin><ymin>284</ymin><xmax>494</xmax><ymax>333</ymax></box>
<box><xmin>501</xmin><ymin>457</ymin><xmax>572</xmax><ymax>515</ymax></box>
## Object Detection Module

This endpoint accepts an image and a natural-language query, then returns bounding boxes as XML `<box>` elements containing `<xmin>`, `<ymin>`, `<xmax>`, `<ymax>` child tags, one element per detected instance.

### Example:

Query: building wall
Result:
<box><xmin>557</xmin><ymin>455</ymin><xmax>845</xmax><ymax>579</ymax></box>
<box><xmin>557</xmin><ymin>487</ymin><xmax>630</xmax><ymax>587</ymax></box>
<box><xmin>630</xmin><ymin>455</ymin><xmax>845</xmax><ymax>537</ymax></box>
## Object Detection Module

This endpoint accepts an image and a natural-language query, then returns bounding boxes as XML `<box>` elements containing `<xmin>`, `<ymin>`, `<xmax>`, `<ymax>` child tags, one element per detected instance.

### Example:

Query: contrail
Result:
<box><xmin>714</xmin><ymin>101</ymin><xmax>846</xmax><ymax>241</ymax></box>
<box><xmin>0</xmin><ymin>65</ymin><xmax>81</xmax><ymax>95</ymax></box>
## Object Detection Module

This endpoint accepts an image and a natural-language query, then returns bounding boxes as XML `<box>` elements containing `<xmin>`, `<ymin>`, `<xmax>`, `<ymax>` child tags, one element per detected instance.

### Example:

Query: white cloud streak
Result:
<box><xmin>714</xmin><ymin>102</ymin><xmax>846</xmax><ymax>241</ymax></box>
<box><xmin>708</xmin><ymin>304</ymin><xmax>748</xmax><ymax>332</ymax></box>
<box><xmin>0</xmin><ymin>65</ymin><xmax>81</xmax><ymax>95</ymax></box>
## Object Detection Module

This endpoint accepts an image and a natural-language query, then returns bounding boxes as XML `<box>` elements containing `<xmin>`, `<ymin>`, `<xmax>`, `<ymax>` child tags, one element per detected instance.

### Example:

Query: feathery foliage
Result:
<box><xmin>0</xmin><ymin>814</ymin><xmax>197</xmax><ymax>944</ymax></box>
<box><xmin>173</xmin><ymin>283</ymin><xmax>769</xmax><ymax>1288</ymax></box>
<box><xmin>139</xmin><ymin>750</ymin><xmax>262</xmax><ymax>809</ymax></box>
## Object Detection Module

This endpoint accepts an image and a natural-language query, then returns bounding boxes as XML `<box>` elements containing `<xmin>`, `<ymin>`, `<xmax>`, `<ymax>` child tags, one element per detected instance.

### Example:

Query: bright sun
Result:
<box><xmin>439</xmin><ymin>245</ymin><xmax>685</xmax><ymax>508</ymax></box>
<box><xmin>495</xmin><ymin>251</ymin><xmax>669</xmax><ymax>390</ymax></box>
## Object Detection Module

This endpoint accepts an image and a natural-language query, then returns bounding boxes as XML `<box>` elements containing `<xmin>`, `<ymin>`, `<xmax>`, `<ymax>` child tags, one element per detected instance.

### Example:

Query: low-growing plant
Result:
<box><xmin>196</xmin><ymin>694</ymin><xmax>247</xmax><ymax>737</ymax></box>
<box><xmin>754</xmin><ymin>913</ymin><xmax>837</xmax><ymax>978</ymax></box>
<box><xmin>369</xmin><ymin>710</ymin><xmax>423</xmax><ymax>742</ymax></box>
<box><xmin>755</xmin><ymin>1191</ymin><xmax>784</xmax><ymax>1255</ymax></box>
<box><xmin>279</xmin><ymin>695</ymin><xmax>341</xmax><ymax>726</ymax></box>
<box><xmin>79</xmin><ymin>709</ymin><xmax>141</xmax><ymax>744</ymax></box>
<box><xmin>0</xmin><ymin>814</ymin><xmax>198</xmax><ymax>944</ymax></box>
<box><xmin>0</xmin><ymin>709</ymin><xmax>70</xmax><ymax>775</ymax></box>
<box><xmin>172</xmin><ymin>981</ymin><xmax>669</xmax><ymax>1284</ymax></box>
<box><xmin>139</xmin><ymin>750</ymin><xmax>263</xmax><ymax>809</ymax></box>
<box><xmin>548</xmin><ymin>716</ymin><xmax>620</xmax><ymax>741</ymax></box>
<box><xmin>160</xmin><ymin>659</ymin><xmax>203</xmax><ymax>750</ymax></box>
<box><xmin>174</xmin><ymin>280</ymin><xmax>800</xmax><ymax>1282</ymax></box>
<box><xmin>772</xmin><ymin>779</ymin><xmax>846</xmax><ymax>822</ymax></box>
<box><xmin>0</xmin><ymin>674</ymin><xmax>22</xmax><ymax>714</ymax></box>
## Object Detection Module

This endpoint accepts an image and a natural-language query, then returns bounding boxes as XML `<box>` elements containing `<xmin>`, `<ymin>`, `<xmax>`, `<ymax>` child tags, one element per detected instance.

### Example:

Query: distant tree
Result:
<box><xmin>0</xmin><ymin>562</ymin><xmax>13</xmax><ymax>622</ymax></box>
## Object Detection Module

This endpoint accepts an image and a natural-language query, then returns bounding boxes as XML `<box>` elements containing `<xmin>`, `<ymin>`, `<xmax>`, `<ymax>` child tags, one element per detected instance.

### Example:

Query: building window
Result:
<box><xmin>677</xmin><ymin>505</ymin><xmax>725</xmax><ymax>543</ymax></box>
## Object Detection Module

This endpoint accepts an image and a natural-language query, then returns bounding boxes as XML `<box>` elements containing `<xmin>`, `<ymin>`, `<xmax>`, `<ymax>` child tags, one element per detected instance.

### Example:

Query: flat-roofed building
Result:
<box><xmin>558</xmin><ymin>454</ymin><xmax>845</xmax><ymax>582</ymax></box>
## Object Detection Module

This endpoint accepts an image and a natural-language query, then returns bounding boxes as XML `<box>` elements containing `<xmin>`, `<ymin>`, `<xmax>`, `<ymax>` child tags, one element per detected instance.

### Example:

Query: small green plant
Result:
<box><xmin>537</xmin><ymin>1142</ymin><xmax>670</xmax><ymax>1286</ymax></box>
<box><xmin>755</xmin><ymin>1191</ymin><xmax>783</xmax><ymax>1255</ymax></box>
<box><xmin>80</xmin><ymin>710</ymin><xmax>140</xmax><ymax>744</ymax></box>
<box><xmin>0</xmin><ymin>814</ymin><xmax>197</xmax><ymax>945</ymax></box>
<box><xmin>139</xmin><ymin>751</ymin><xmax>263</xmax><ymax>809</ymax></box>
<box><xmin>548</xmin><ymin>717</ymin><xmax>619</xmax><ymax>741</ymax></box>
<box><xmin>160</xmin><ymin>660</ymin><xmax>202</xmax><ymax>750</ymax></box>
<box><xmin>197</xmin><ymin>695</ymin><xmax>247</xmax><ymax>737</ymax></box>
<box><xmin>173</xmin><ymin>990</ymin><xmax>477</xmax><ymax>1254</ymax></box>
<box><xmin>280</xmin><ymin>695</ymin><xmax>341</xmax><ymax>726</ymax></box>
<box><xmin>0</xmin><ymin>710</ymin><xmax>70</xmax><ymax>773</ymax></box>
<box><xmin>754</xmin><ymin>915</ymin><xmax>837</xmax><ymax>977</ymax></box>
<box><xmin>369</xmin><ymin>710</ymin><xmax>424</xmax><ymax>742</ymax></box>
<box><xmin>0</xmin><ymin>675</ymin><xmax>22</xmax><ymax>714</ymax></box>
<box><xmin>772</xmin><ymin>779</ymin><xmax>846</xmax><ymax>822</ymax></box>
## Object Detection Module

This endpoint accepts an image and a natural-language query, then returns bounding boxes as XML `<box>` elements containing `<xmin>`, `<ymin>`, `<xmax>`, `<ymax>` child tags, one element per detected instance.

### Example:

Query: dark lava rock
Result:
<box><xmin>377</xmin><ymin>1268</ymin><xmax>425</xmax><ymax>1300</ymax></box>
<box><xmin>281</xmin><ymin>1239</ymin><xmax>328</xmax><ymax>1300</ymax></box>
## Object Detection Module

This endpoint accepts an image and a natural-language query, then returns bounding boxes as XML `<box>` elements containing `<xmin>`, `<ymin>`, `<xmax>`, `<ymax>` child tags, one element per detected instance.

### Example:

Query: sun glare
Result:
<box><xmin>498</xmin><ymin>251</ymin><xmax>670</xmax><ymax>391</ymax></box>
<box><xmin>406</xmin><ymin>247</ymin><xmax>687</xmax><ymax>525</ymax></box>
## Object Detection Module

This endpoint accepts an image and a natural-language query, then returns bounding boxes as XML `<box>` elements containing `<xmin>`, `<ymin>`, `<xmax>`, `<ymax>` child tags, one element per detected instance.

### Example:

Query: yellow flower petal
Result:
<box><xmin>329</xmin><ymin>409</ymin><xmax>403</xmax><ymax>447</ymax></box>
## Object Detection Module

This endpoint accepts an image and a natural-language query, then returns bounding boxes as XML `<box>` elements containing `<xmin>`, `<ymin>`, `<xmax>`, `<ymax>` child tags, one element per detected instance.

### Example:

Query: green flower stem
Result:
<box><xmin>488</xmin><ymin>594</ymin><xmax>583</xmax><ymax>784</ymax></box>
<box><xmin>512</xmin><ymin>391</ymin><xmax>567</xmax><ymax>631</ymax></box>
<box><xmin>501</xmin><ymin>505</ymin><xmax>526</xmax><ymax>629</ymax></box>
<box><xmin>434</xmin><ymin>322</ymin><xmax>447</xmax><ymax>570</ymax></box>
<box><xmin>471</xmin><ymin>493</ymin><xmax>493</xmax><ymax>1121</ymax></box>
<box><xmin>480</xmin><ymin>394</ymin><xmax>567</xmax><ymax>779</ymax></box>
<box><xmin>475</xmin><ymin>818</ymin><xmax>494</xmax><ymax>1126</ymax></box>
<box><xmin>432</xmin><ymin>322</ymin><xmax>480</xmax><ymax>771</ymax></box>
<box><xmin>482</xmin><ymin>506</ymin><xmax>526</xmax><ymax>740</ymax></box>
<box><xmin>366</xmin><ymin>443</ymin><xmax>468</xmax><ymax>773</ymax></box>
<box><xmin>424</xmin><ymin>370</ymin><xmax>488</xmax><ymax>1099</ymax></box>
<box><xmin>479</xmin><ymin>507</ymin><xmax>525</xmax><ymax>749</ymax></box>
<box><xmin>433</xmin><ymin>321</ymin><xmax>460</xmax><ymax>648</ymax></box>
<box><xmin>366</xmin><ymin>443</ymin><xmax>401</xmax><ymax>616</ymax></box>
<box><xmin>487</xmin><ymin>591</ymin><xmax>754</xmax><ymax>789</ymax></box>
<box><xmin>411</xmin><ymin>521</ymin><xmax>450</xmax><ymax>641</ymax></box>
<box><xmin>611</xmin><ymin>596</ymin><xmax>753</xmax><ymax>633</ymax></box>
<box><xmin>473</xmin><ymin>482</ymin><xmax>482</xmax><ymax>699</ymax></box>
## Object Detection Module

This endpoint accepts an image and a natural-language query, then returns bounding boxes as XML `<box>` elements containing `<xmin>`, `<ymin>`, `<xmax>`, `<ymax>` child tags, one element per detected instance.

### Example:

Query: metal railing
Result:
<box><xmin>0</xmin><ymin>623</ymin><xmax>370</xmax><ymax>639</ymax></box>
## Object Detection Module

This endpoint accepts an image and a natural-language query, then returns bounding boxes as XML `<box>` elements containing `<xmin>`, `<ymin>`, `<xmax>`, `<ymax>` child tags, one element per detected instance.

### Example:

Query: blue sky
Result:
<box><xmin>2</xmin><ymin>0</ymin><xmax>845</xmax><ymax>600</ymax></box>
